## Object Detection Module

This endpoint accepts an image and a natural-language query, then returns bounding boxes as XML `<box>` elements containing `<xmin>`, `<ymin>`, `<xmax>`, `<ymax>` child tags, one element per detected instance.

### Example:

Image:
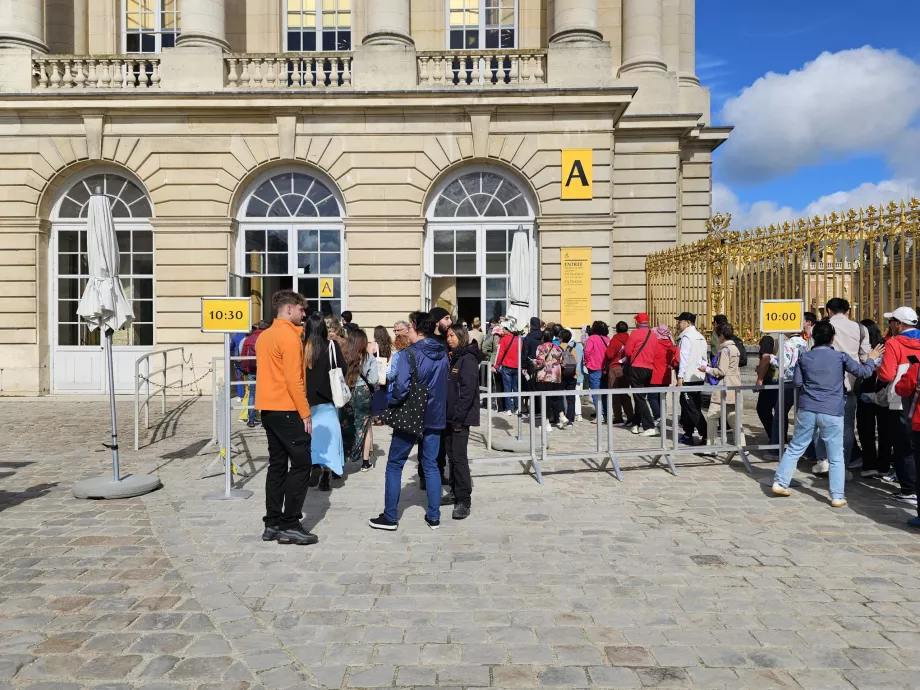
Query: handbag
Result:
<box><xmin>328</xmin><ymin>344</ymin><xmax>352</xmax><ymax>409</ymax></box>
<box><xmin>381</xmin><ymin>349</ymin><xmax>428</xmax><ymax>439</ymax></box>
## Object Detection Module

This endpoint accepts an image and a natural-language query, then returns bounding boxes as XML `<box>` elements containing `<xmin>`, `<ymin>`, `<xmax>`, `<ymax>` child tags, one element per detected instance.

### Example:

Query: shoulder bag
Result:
<box><xmin>381</xmin><ymin>349</ymin><xmax>428</xmax><ymax>439</ymax></box>
<box><xmin>328</xmin><ymin>343</ymin><xmax>352</xmax><ymax>408</ymax></box>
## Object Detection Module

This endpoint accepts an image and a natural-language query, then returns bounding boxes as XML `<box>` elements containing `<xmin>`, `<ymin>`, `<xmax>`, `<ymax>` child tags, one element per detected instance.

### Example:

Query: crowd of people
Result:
<box><xmin>239</xmin><ymin>287</ymin><xmax>920</xmax><ymax>545</ymax></box>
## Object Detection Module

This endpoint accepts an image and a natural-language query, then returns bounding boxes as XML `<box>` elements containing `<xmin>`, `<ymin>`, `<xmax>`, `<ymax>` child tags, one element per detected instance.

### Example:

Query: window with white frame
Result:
<box><xmin>124</xmin><ymin>0</ymin><xmax>180</xmax><ymax>53</ymax></box>
<box><xmin>286</xmin><ymin>0</ymin><xmax>352</xmax><ymax>52</ymax></box>
<box><xmin>449</xmin><ymin>0</ymin><xmax>516</xmax><ymax>50</ymax></box>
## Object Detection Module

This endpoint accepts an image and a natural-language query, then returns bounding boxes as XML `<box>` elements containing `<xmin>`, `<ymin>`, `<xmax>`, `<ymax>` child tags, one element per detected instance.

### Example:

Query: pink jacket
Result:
<box><xmin>583</xmin><ymin>334</ymin><xmax>610</xmax><ymax>371</ymax></box>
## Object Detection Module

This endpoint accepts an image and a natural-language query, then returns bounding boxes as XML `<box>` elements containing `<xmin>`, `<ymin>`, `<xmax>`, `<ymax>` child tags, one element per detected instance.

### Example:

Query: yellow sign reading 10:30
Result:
<box><xmin>201</xmin><ymin>297</ymin><xmax>252</xmax><ymax>333</ymax></box>
<box><xmin>759</xmin><ymin>299</ymin><xmax>804</xmax><ymax>333</ymax></box>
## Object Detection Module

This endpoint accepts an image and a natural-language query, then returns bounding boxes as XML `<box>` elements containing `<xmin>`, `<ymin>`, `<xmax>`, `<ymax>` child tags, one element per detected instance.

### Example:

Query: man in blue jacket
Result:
<box><xmin>370</xmin><ymin>311</ymin><xmax>450</xmax><ymax>532</ymax></box>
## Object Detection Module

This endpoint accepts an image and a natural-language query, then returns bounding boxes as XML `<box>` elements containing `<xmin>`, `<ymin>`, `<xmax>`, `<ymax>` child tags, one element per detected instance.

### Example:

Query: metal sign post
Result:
<box><xmin>758</xmin><ymin>298</ymin><xmax>802</xmax><ymax>463</ymax></box>
<box><xmin>201</xmin><ymin>296</ymin><xmax>254</xmax><ymax>502</ymax></box>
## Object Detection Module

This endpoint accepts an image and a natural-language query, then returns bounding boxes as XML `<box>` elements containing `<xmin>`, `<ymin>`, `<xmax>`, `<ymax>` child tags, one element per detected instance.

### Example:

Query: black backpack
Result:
<box><xmin>731</xmin><ymin>336</ymin><xmax>748</xmax><ymax>368</ymax></box>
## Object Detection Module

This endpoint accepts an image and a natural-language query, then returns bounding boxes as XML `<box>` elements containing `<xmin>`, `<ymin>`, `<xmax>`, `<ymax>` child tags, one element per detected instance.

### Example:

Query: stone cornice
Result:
<box><xmin>150</xmin><ymin>217</ymin><xmax>238</xmax><ymax>232</ymax></box>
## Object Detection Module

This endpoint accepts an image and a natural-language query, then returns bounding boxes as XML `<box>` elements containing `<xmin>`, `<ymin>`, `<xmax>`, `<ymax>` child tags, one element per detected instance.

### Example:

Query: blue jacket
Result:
<box><xmin>390</xmin><ymin>337</ymin><xmax>449</xmax><ymax>430</ymax></box>
<box><xmin>794</xmin><ymin>345</ymin><xmax>879</xmax><ymax>417</ymax></box>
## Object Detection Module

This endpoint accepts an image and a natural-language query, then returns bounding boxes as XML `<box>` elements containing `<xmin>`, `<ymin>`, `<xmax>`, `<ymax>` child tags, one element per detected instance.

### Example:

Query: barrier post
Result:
<box><xmin>161</xmin><ymin>351</ymin><xmax>167</xmax><ymax>414</ymax></box>
<box><xmin>517</xmin><ymin>336</ymin><xmax>523</xmax><ymax>441</ymax></box>
<box><xmin>605</xmin><ymin>391</ymin><xmax>623</xmax><ymax>480</ymax></box>
<box><xmin>487</xmin><ymin>362</ymin><xmax>493</xmax><ymax>451</ymax></box>
<box><xmin>134</xmin><ymin>358</ymin><xmax>140</xmax><ymax>451</ymax></box>
<box><xmin>666</xmin><ymin>389</ymin><xmax>679</xmax><ymax>475</ymax></box>
<box><xmin>720</xmin><ymin>382</ymin><xmax>728</xmax><ymax>447</ymax></box>
<box><xmin>145</xmin><ymin>357</ymin><xmax>150</xmax><ymax>430</ymax></box>
<box><xmin>777</xmin><ymin>333</ymin><xmax>786</xmax><ymax>460</ymax></box>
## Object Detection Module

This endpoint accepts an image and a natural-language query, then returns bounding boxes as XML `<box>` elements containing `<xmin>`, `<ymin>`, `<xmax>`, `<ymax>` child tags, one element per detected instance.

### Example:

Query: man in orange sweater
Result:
<box><xmin>255</xmin><ymin>290</ymin><xmax>316</xmax><ymax>546</ymax></box>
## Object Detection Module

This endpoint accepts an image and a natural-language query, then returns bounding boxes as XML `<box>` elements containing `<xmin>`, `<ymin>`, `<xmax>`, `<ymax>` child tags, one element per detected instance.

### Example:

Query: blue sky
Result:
<box><xmin>697</xmin><ymin>0</ymin><xmax>920</xmax><ymax>228</ymax></box>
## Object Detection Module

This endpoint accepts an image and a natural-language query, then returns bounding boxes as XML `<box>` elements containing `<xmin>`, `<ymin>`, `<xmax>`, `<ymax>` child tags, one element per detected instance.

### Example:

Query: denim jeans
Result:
<box><xmin>770</xmin><ymin>383</ymin><xmax>796</xmax><ymax>447</ymax></box>
<box><xmin>500</xmin><ymin>366</ymin><xmax>519</xmax><ymax>413</ymax></box>
<box><xmin>384</xmin><ymin>429</ymin><xmax>442</xmax><ymax>523</ymax></box>
<box><xmin>774</xmin><ymin>409</ymin><xmax>845</xmax><ymax>499</ymax></box>
<box><xmin>246</xmin><ymin>373</ymin><xmax>257</xmax><ymax>424</ymax></box>
<box><xmin>587</xmin><ymin>369</ymin><xmax>607</xmax><ymax>420</ymax></box>
<box><xmin>894</xmin><ymin>412</ymin><xmax>917</xmax><ymax>495</ymax></box>
<box><xmin>814</xmin><ymin>392</ymin><xmax>857</xmax><ymax>463</ymax></box>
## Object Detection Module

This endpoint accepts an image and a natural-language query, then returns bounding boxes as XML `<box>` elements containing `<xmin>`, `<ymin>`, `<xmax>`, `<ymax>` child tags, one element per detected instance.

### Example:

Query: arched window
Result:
<box><xmin>57</xmin><ymin>173</ymin><xmax>153</xmax><ymax>219</ymax></box>
<box><xmin>244</xmin><ymin>172</ymin><xmax>340</xmax><ymax>218</ymax></box>
<box><xmin>239</xmin><ymin>170</ymin><xmax>345</xmax><ymax>319</ymax></box>
<box><xmin>433</xmin><ymin>171</ymin><xmax>529</xmax><ymax>218</ymax></box>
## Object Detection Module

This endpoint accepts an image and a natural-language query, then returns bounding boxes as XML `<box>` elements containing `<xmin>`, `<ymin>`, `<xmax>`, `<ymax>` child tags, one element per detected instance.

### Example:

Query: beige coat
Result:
<box><xmin>706</xmin><ymin>339</ymin><xmax>742</xmax><ymax>405</ymax></box>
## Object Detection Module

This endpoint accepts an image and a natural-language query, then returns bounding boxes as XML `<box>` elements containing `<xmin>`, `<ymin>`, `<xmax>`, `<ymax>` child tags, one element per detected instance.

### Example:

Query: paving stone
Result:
<box><xmin>508</xmin><ymin>645</ymin><xmax>555</xmax><ymax>664</ymax></box>
<box><xmin>605</xmin><ymin>645</ymin><xmax>656</xmax><ymax>666</ymax></box>
<box><xmin>395</xmin><ymin>666</ymin><xmax>436</xmax><ymax>687</ymax></box>
<box><xmin>686</xmin><ymin>668</ymin><xmax>738</xmax><ymax>689</ymax></box>
<box><xmin>183</xmin><ymin>635</ymin><xmax>232</xmax><ymax>656</ymax></box>
<box><xmin>138</xmin><ymin>655</ymin><xmax>180</xmax><ymax>679</ymax></box>
<box><xmin>635</xmin><ymin>667</ymin><xmax>692</xmax><ymax>688</ymax></box>
<box><xmin>129</xmin><ymin>633</ymin><xmax>192</xmax><ymax>655</ymax></box>
<box><xmin>586</xmin><ymin>666</ymin><xmax>642</xmax><ymax>688</ymax></box>
<box><xmin>793</xmin><ymin>670</ymin><xmax>859</xmax><ymax>690</ymax></box>
<box><xmin>419</xmin><ymin>643</ymin><xmax>460</xmax><ymax>664</ymax></box>
<box><xmin>373</xmin><ymin>644</ymin><xmax>420</xmax><ymax>665</ymax></box>
<box><xmin>538</xmin><ymin>666</ymin><xmax>589</xmax><ymax>687</ymax></box>
<box><xmin>169</xmin><ymin>656</ymin><xmax>235</xmax><ymax>679</ymax></box>
<box><xmin>345</xmin><ymin>665</ymin><xmax>395</xmax><ymax>687</ymax></box>
<box><xmin>651</xmin><ymin>645</ymin><xmax>700</xmax><ymax>667</ymax></box>
<box><xmin>77</xmin><ymin>655</ymin><xmax>143</xmax><ymax>679</ymax></box>
<box><xmin>492</xmin><ymin>665</ymin><xmax>539</xmax><ymax>688</ymax></box>
<box><xmin>0</xmin><ymin>654</ymin><xmax>34</xmax><ymax>680</ymax></box>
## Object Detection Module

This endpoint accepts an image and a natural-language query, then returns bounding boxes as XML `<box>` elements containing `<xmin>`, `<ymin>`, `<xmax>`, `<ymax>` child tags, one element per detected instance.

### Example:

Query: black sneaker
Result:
<box><xmin>319</xmin><ymin>472</ymin><xmax>331</xmax><ymax>492</ymax></box>
<box><xmin>360</xmin><ymin>461</ymin><xmax>372</xmax><ymax>472</ymax></box>
<box><xmin>369</xmin><ymin>514</ymin><xmax>398</xmax><ymax>531</ymax></box>
<box><xmin>276</xmin><ymin>525</ymin><xmax>318</xmax><ymax>545</ymax></box>
<box><xmin>452</xmin><ymin>503</ymin><xmax>470</xmax><ymax>520</ymax></box>
<box><xmin>425</xmin><ymin>517</ymin><xmax>441</xmax><ymax>530</ymax></box>
<box><xmin>262</xmin><ymin>525</ymin><xmax>281</xmax><ymax>541</ymax></box>
<box><xmin>308</xmin><ymin>465</ymin><xmax>323</xmax><ymax>488</ymax></box>
<box><xmin>440</xmin><ymin>489</ymin><xmax>456</xmax><ymax>507</ymax></box>
<box><xmin>246</xmin><ymin>420</ymin><xmax>257</xmax><ymax>428</ymax></box>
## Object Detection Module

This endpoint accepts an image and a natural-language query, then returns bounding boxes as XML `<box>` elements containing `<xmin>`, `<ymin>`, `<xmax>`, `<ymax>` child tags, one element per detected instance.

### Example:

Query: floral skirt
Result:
<box><xmin>341</xmin><ymin>383</ymin><xmax>373</xmax><ymax>464</ymax></box>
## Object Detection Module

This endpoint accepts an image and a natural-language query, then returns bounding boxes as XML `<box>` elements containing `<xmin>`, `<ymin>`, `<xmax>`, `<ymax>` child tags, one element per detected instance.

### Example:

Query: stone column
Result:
<box><xmin>176</xmin><ymin>0</ymin><xmax>229</xmax><ymax>51</ymax></box>
<box><xmin>363</xmin><ymin>0</ymin><xmax>413</xmax><ymax>46</ymax></box>
<box><xmin>550</xmin><ymin>0</ymin><xmax>603</xmax><ymax>43</ymax></box>
<box><xmin>619</xmin><ymin>0</ymin><xmax>667</xmax><ymax>75</ymax></box>
<box><xmin>0</xmin><ymin>0</ymin><xmax>47</xmax><ymax>53</ymax></box>
<box><xmin>678</xmin><ymin>0</ymin><xmax>699</xmax><ymax>85</ymax></box>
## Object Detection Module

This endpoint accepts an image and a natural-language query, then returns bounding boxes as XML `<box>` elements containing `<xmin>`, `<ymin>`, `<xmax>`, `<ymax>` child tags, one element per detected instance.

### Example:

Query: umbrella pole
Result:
<box><xmin>105</xmin><ymin>328</ymin><xmax>121</xmax><ymax>482</ymax></box>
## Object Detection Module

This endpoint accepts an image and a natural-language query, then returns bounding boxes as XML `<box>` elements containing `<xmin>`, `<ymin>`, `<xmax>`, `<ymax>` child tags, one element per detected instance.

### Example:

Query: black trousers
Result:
<box><xmin>757</xmin><ymin>387</ymin><xmax>777</xmax><ymax>441</ymax></box>
<box><xmin>445</xmin><ymin>426</ymin><xmax>472</xmax><ymax>505</ymax></box>
<box><xmin>562</xmin><ymin>376</ymin><xmax>577</xmax><ymax>423</ymax></box>
<box><xmin>492</xmin><ymin>370</ymin><xmax>505</xmax><ymax>411</ymax></box>
<box><xmin>680</xmin><ymin>382</ymin><xmax>707</xmax><ymax>440</ymax></box>
<box><xmin>535</xmin><ymin>381</ymin><xmax>562</xmax><ymax>424</ymax></box>
<box><xmin>628</xmin><ymin>367</ymin><xmax>655</xmax><ymax>430</ymax></box>
<box><xmin>857</xmin><ymin>400</ymin><xmax>894</xmax><ymax>473</ymax></box>
<box><xmin>261</xmin><ymin>411</ymin><xmax>312</xmax><ymax>529</ymax></box>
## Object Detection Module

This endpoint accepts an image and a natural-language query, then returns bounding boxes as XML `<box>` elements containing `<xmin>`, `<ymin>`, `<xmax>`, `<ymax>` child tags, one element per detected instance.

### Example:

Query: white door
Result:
<box><xmin>52</xmin><ymin>221</ymin><xmax>155</xmax><ymax>394</ymax></box>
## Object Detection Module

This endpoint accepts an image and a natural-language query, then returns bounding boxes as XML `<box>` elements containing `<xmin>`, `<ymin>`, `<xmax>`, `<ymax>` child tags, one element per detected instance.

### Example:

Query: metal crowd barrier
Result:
<box><xmin>134</xmin><ymin>347</ymin><xmax>186</xmax><ymax>450</ymax></box>
<box><xmin>473</xmin><ymin>380</ymin><xmax>789</xmax><ymax>485</ymax></box>
<box><xmin>202</xmin><ymin>354</ymin><xmax>257</xmax><ymax>457</ymax></box>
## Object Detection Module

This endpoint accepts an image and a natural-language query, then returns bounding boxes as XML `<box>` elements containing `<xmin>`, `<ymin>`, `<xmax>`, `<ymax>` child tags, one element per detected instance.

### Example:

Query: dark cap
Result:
<box><xmin>429</xmin><ymin>307</ymin><xmax>451</xmax><ymax>323</ymax></box>
<box><xmin>675</xmin><ymin>312</ymin><xmax>697</xmax><ymax>324</ymax></box>
<box><xmin>530</xmin><ymin>317</ymin><xmax>542</xmax><ymax>330</ymax></box>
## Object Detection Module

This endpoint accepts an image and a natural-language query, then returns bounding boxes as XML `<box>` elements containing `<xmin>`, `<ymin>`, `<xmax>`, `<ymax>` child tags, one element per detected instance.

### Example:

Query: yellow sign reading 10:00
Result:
<box><xmin>201</xmin><ymin>297</ymin><xmax>252</xmax><ymax>334</ymax></box>
<box><xmin>759</xmin><ymin>299</ymin><xmax>804</xmax><ymax>333</ymax></box>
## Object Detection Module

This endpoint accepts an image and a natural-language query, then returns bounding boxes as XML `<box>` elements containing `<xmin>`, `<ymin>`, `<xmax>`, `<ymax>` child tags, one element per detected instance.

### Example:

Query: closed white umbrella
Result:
<box><xmin>505</xmin><ymin>226</ymin><xmax>531</xmax><ymax>329</ymax></box>
<box><xmin>72</xmin><ymin>188</ymin><xmax>161</xmax><ymax>499</ymax></box>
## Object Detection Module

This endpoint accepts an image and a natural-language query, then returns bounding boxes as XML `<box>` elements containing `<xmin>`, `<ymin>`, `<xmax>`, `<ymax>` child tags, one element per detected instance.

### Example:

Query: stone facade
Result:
<box><xmin>0</xmin><ymin>0</ymin><xmax>729</xmax><ymax>395</ymax></box>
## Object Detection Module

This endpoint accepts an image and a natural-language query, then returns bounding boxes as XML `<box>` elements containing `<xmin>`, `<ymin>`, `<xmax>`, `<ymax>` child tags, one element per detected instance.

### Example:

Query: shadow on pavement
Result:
<box><xmin>0</xmin><ymin>483</ymin><xmax>58</xmax><ymax>512</ymax></box>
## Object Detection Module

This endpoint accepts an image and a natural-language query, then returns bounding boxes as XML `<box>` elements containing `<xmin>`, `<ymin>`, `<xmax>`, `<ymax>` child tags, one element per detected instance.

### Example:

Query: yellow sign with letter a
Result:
<box><xmin>759</xmin><ymin>299</ymin><xmax>804</xmax><ymax>333</ymax></box>
<box><xmin>561</xmin><ymin>149</ymin><xmax>593</xmax><ymax>200</ymax></box>
<box><xmin>201</xmin><ymin>297</ymin><xmax>252</xmax><ymax>333</ymax></box>
<box><xmin>320</xmin><ymin>278</ymin><xmax>335</xmax><ymax>298</ymax></box>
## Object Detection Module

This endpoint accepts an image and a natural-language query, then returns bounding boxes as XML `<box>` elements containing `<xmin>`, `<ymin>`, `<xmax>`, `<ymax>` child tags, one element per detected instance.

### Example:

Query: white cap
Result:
<box><xmin>884</xmin><ymin>306</ymin><xmax>919</xmax><ymax>325</ymax></box>
<box><xmin>499</xmin><ymin>321</ymin><xmax>513</xmax><ymax>330</ymax></box>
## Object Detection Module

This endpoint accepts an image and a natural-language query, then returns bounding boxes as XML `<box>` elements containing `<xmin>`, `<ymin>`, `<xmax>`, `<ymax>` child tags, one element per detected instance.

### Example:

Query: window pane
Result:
<box><xmin>287</xmin><ymin>31</ymin><xmax>302</xmax><ymax>51</ymax></box>
<box><xmin>486</xmin><ymin>253</ymin><xmax>507</xmax><ymax>275</ymax></box>
<box><xmin>134</xmin><ymin>278</ymin><xmax>153</xmax><ymax>299</ymax></box>
<box><xmin>486</xmin><ymin>299</ymin><xmax>506</xmax><ymax>323</ymax></box>
<box><xmin>59</xmin><ymin>254</ymin><xmax>79</xmax><ymax>275</ymax></box>
<box><xmin>59</xmin><ymin>198</ymin><xmax>83</xmax><ymax>218</ymax></box>
<box><xmin>267</xmin><ymin>253</ymin><xmax>289</xmax><ymax>274</ymax></box>
<box><xmin>135</xmin><ymin>300</ymin><xmax>154</xmax><ymax>322</ymax></box>
<box><xmin>320</xmin><ymin>253</ymin><xmax>341</xmax><ymax>274</ymax></box>
<box><xmin>59</xmin><ymin>323</ymin><xmax>79</xmax><ymax>346</ymax></box>
<box><xmin>456</xmin><ymin>230</ymin><xmax>476</xmax><ymax>252</ymax></box>
<box><xmin>456</xmin><ymin>254</ymin><xmax>476</xmax><ymax>275</ymax></box>
<box><xmin>506</xmin><ymin>197</ymin><xmax>529</xmax><ymax>216</ymax></box>
<box><xmin>486</xmin><ymin>277</ymin><xmax>507</xmax><ymax>298</ymax></box>
<box><xmin>246</xmin><ymin>198</ymin><xmax>269</xmax><ymax>217</ymax></box>
<box><xmin>316</xmin><ymin>198</ymin><xmax>339</xmax><ymax>217</ymax></box>
<box><xmin>246</xmin><ymin>231</ymin><xmax>266</xmax><ymax>252</ymax></box>
<box><xmin>133</xmin><ymin>323</ymin><xmax>154</xmax><ymax>346</ymax></box>
<box><xmin>267</xmin><ymin>229</ymin><xmax>288</xmax><ymax>252</ymax></box>
<box><xmin>298</xmin><ymin>230</ymin><xmax>318</xmax><ymax>251</ymax></box>
<box><xmin>434</xmin><ymin>254</ymin><xmax>453</xmax><ymax>274</ymax></box>
<box><xmin>133</xmin><ymin>254</ymin><xmax>153</xmax><ymax>275</ymax></box>
<box><xmin>59</xmin><ymin>278</ymin><xmax>80</xmax><ymax>300</ymax></box>
<box><xmin>298</xmin><ymin>252</ymin><xmax>319</xmax><ymax>274</ymax></box>
<box><xmin>246</xmin><ymin>252</ymin><xmax>265</xmax><ymax>274</ymax></box>
<box><xmin>321</xmin><ymin>299</ymin><xmax>341</xmax><ymax>317</ymax></box>
<box><xmin>486</xmin><ymin>230</ymin><xmax>506</xmax><ymax>252</ymax></box>
<box><xmin>117</xmin><ymin>230</ymin><xmax>131</xmax><ymax>252</ymax></box>
<box><xmin>134</xmin><ymin>230</ymin><xmax>153</xmax><ymax>253</ymax></box>
<box><xmin>434</xmin><ymin>231</ymin><xmax>453</xmax><ymax>252</ymax></box>
<box><xmin>59</xmin><ymin>231</ymin><xmax>79</xmax><ymax>253</ymax></box>
<box><xmin>299</xmin><ymin>277</ymin><xmax>319</xmax><ymax>298</ymax></box>
<box><xmin>59</xmin><ymin>300</ymin><xmax>78</xmax><ymax>322</ymax></box>
<box><xmin>320</xmin><ymin>230</ymin><xmax>340</xmax><ymax>252</ymax></box>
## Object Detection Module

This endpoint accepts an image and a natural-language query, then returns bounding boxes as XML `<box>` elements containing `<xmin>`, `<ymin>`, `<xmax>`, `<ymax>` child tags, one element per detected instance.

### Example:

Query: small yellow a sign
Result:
<box><xmin>561</xmin><ymin>149</ymin><xmax>593</xmax><ymax>200</ymax></box>
<box><xmin>320</xmin><ymin>278</ymin><xmax>335</xmax><ymax>298</ymax></box>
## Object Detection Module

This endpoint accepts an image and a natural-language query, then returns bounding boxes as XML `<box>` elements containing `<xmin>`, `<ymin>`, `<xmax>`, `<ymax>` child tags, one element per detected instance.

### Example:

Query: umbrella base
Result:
<box><xmin>72</xmin><ymin>474</ymin><xmax>162</xmax><ymax>500</ymax></box>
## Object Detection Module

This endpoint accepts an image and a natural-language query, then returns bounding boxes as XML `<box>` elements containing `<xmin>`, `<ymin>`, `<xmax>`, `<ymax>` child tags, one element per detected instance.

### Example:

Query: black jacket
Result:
<box><xmin>305</xmin><ymin>340</ymin><xmax>344</xmax><ymax>408</ymax></box>
<box><xmin>447</xmin><ymin>344</ymin><xmax>482</xmax><ymax>428</ymax></box>
<box><xmin>522</xmin><ymin>328</ymin><xmax>543</xmax><ymax>373</ymax></box>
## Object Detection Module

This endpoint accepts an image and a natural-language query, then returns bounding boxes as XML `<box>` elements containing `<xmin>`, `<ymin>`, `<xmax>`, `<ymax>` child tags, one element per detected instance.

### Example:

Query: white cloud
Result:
<box><xmin>718</xmin><ymin>47</ymin><xmax>920</xmax><ymax>183</ymax></box>
<box><xmin>713</xmin><ymin>178</ymin><xmax>917</xmax><ymax>230</ymax></box>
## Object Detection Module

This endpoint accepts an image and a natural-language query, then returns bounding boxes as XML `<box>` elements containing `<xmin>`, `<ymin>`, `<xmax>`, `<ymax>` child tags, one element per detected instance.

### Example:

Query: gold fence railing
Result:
<box><xmin>646</xmin><ymin>199</ymin><xmax>920</xmax><ymax>341</ymax></box>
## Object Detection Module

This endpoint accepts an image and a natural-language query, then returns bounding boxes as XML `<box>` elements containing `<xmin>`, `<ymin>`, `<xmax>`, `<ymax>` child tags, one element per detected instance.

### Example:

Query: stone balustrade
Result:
<box><xmin>417</xmin><ymin>50</ymin><xmax>547</xmax><ymax>87</ymax></box>
<box><xmin>33</xmin><ymin>56</ymin><xmax>161</xmax><ymax>89</ymax></box>
<box><xmin>225</xmin><ymin>54</ymin><xmax>353</xmax><ymax>89</ymax></box>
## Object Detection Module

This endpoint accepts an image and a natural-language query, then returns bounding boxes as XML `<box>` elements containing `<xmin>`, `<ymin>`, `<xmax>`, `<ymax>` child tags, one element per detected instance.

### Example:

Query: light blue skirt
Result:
<box><xmin>311</xmin><ymin>402</ymin><xmax>344</xmax><ymax>476</ymax></box>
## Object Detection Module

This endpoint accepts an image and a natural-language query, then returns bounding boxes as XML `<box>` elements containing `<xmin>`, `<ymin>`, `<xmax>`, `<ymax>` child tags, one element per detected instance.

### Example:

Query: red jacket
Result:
<box><xmin>652</xmin><ymin>339</ymin><xmax>677</xmax><ymax>385</ymax></box>
<box><xmin>603</xmin><ymin>332</ymin><xmax>630</xmax><ymax>370</ymax></box>
<box><xmin>895</xmin><ymin>363</ymin><xmax>920</xmax><ymax>431</ymax></box>
<box><xmin>494</xmin><ymin>333</ymin><xmax>520</xmax><ymax>369</ymax></box>
<box><xmin>625</xmin><ymin>327</ymin><xmax>660</xmax><ymax>371</ymax></box>
<box><xmin>878</xmin><ymin>331</ymin><xmax>920</xmax><ymax>383</ymax></box>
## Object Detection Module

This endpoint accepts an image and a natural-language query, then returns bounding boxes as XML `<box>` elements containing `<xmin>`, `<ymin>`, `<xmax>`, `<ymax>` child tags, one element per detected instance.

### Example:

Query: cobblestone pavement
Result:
<box><xmin>1</xmin><ymin>396</ymin><xmax>920</xmax><ymax>689</ymax></box>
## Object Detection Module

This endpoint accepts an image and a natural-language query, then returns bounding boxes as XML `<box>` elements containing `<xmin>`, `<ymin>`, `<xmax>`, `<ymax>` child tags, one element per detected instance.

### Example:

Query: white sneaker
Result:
<box><xmin>640</xmin><ymin>428</ymin><xmax>660</xmax><ymax>438</ymax></box>
<box><xmin>502</xmin><ymin>410</ymin><xmax>514</xmax><ymax>417</ymax></box>
<box><xmin>630</xmin><ymin>425</ymin><xmax>641</xmax><ymax>435</ymax></box>
<box><xmin>771</xmin><ymin>482</ymin><xmax>792</xmax><ymax>497</ymax></box>
<box><xmin>556</xmin><ymin>421</ymin><xmax>567</xmax><ymax>430</ymax></box>
<box><xmin>881</xmin><ymin>471</ymin><xmax>899</xmax><ymax>484</ymax></box>
<box><xmin>574</xmin><ymin>415</ymin><xmax>583</xmax><ymax>422</ymax></box>
<box><xmin>812</xmin><ymin>460</ymin><xmax>830</xmax><ymax>474</ymax></box>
